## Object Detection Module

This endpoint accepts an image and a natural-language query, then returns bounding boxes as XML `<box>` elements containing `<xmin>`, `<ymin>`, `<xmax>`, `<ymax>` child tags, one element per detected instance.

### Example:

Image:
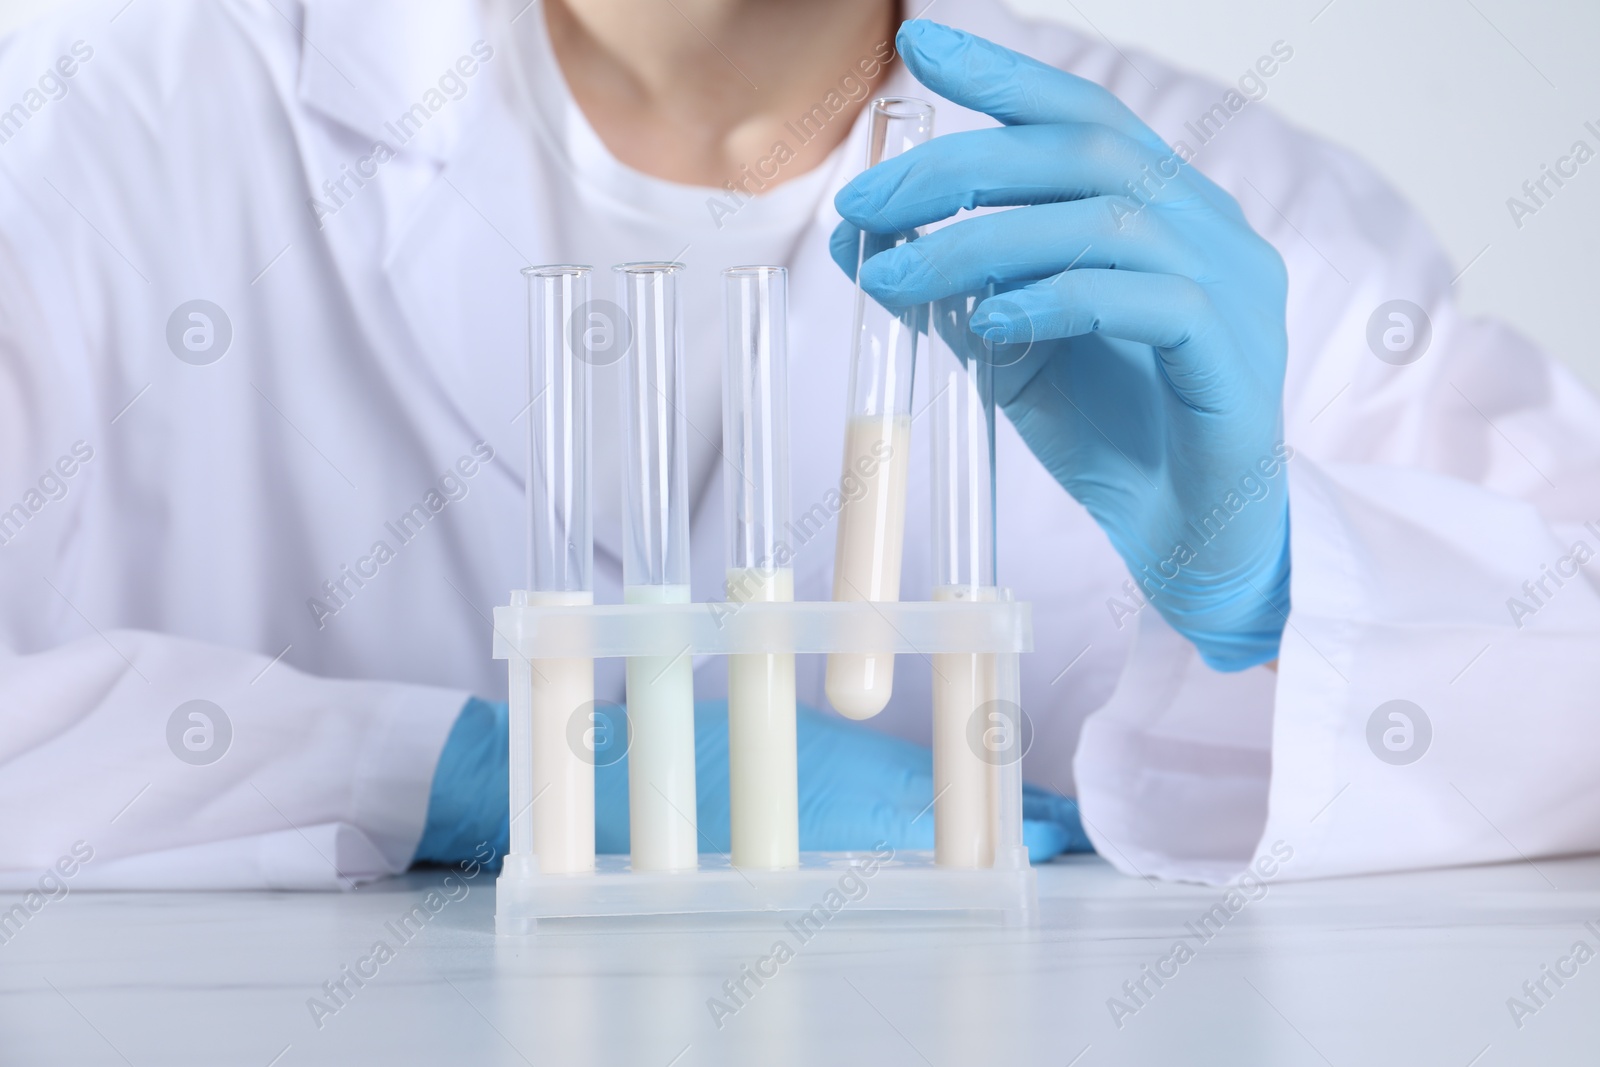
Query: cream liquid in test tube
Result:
<box><xmin>521</xmin><ymin>265</ymin><xmax>596</xmax><ymax>875</ymax></box>
<box><xmin>616</xmin><ymin>263</ymin><xmax>698</xmax><ymax>872</ymax></box>
<box><xmin>929</xmin><ymin>291</ymin><xmax>999</xmax><ymax>868</ymax></box>
<box><xmin>825</xmin><ymin>97</ymin><xmax>934</xmax><ymax>721</ymax></box>
<box><xmin>722</xmin><ymin>266</ymin><xmax>798</xmax><ymax>869</ymax></box>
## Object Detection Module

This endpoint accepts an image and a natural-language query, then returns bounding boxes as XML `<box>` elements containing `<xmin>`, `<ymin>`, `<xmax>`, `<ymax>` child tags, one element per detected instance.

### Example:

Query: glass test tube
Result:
<box><xmin>616</xmin><ymin>263</ymin><xmax>698</xmax><ymax>872</ymax></box>
<box><xmin>825</xmin><ymin>97</ymin><xmax>935</xmax><ymax>720</ymax></box>
<box><xmin>722</xmin><ymin>266</ymin><xmax>799</xmax><ymax>869</ymax></box>
<box><xmin>521</xmin><ymin>265</ymin><xmax>595</xmax><ymax>875</ymax></box>
<box><xmin>929</xmin><ymin>291</ymin><xmax>998</xmax><ymax>868</ymax></box>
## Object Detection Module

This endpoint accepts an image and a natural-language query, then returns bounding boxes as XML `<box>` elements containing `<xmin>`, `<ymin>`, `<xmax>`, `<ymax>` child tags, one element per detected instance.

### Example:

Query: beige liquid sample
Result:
<box><xmin>826</xmin><ymin>413</ymin><xmax>912</xmax><ymax>719</ymax></box>
<box><xmin>528</xmin><ymin>589</ymin><xmax>595</xmax><ymax>874</ymax></box>
<box><xmin>931</xmin><ymin>585</ymin><xmax>997</xmax><ymax>868</ymax></box>
<box><xmin>725</xmin><ymin>567</ymin><xmax>798</xmax><ymax>869</ymax></box>
<box><xmin>623</xmin><ymin>583</ymin><xmax>698</xmax><ymax>872</ymax></box>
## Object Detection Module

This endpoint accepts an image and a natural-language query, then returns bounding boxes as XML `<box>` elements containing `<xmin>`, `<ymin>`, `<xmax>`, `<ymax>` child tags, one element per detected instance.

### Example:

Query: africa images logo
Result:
<box><xmin>1365</xmin><ymin>700</ymin><xmax>1431</xmax><ymax>766</ymax></box>
<box><xmin>166</xmin><ymin>700</ymin><xmax>232</xmax><ymax>766</ymax></box>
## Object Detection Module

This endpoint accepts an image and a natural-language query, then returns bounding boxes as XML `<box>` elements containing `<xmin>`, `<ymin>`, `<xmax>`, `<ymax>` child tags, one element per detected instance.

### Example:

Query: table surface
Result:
<box><xmin>3</xmin><ymin>854</ymin><xmax>1598</xmax><ymax>1066</ymax></box>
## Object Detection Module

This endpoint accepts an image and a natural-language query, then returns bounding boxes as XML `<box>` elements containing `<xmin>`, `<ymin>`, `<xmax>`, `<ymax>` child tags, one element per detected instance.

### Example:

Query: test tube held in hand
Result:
<box><xmin>722</xmin><ymin>266</ymin><xmax>799</xmax><ymax>869</ymax></box>
<box><xmin>616</xmin><ymin>263</ymin><xmax>698</xmax><ymax>872</ymax></box>
<box><xmin>929</xmin><ymin>291</ymin><xmax>999</xmax><ymax>868</ymax></box>
<box><xmin>826</xmin><ymin>97</ymin><xmax>935</xmax><ymax>720</ymax></box>
<box><xmin>521</xmin><ymin>265</ymin><xmax>596</xmax><ymax>875</ymax></box>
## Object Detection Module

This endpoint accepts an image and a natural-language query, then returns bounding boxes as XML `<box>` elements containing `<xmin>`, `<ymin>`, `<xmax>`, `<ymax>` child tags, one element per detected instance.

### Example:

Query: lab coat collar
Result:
<box><xmin>294</xmin><ymin>0</ymin><xmax>553</xmax><ymax>509</ymax></box>
<box><xmin>296</xmin><ymin>0</ymin><xmax>491</xmax><ymax>163</ymax></box>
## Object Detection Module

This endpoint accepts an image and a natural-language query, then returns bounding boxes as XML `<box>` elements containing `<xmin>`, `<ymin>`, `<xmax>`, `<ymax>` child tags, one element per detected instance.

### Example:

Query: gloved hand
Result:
<box><xmin>832</xmin><ymin>20</ymin><xmax>1292</xmax><ymax>671</ymax></box>
<box><xmin>669</xmin><ymin>701</ymin><xmax>1088</xmax><ymax>862</ymax></box>
<box><xmin>413</xmin><ymin>696</ymin><xmax>1091</xmax><ymax>866</ymax></box>
<box><xmin>413</xmin><ymin>696</ymin><xmax>511</xmax><ymax>866</ymax></box>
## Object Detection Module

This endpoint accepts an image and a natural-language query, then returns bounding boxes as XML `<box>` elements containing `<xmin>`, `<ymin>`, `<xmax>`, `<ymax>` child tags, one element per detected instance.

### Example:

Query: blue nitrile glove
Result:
<box><xmin>831</xmin><ymin>20</ymin><xmax>1292</xmax><ymax>671</ymax></box>
<box><xmin>674</xmin><ymin>701</ymin><xmax>1089</xmax><ymax>863</ymax></box>
<box><xmin>414</xmin><ymin>696</ymin><xmax>510</xmax><ymax>867</ymax></box>
<box><xmin>414</xmin><ymin>697</ymin><xmax>1092</xmax><ymax>865</ymax></box>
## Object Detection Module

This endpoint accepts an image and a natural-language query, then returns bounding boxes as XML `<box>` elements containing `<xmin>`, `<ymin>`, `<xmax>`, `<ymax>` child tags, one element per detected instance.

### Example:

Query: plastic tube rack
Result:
<box><xmin>493</xmin><ymin>594</ymin><xmax>1038</xmax><ymax>933</ymax></box>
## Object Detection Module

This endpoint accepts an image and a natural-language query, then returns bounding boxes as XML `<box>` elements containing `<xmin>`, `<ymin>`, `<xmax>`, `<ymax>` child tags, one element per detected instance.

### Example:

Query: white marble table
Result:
<box><xmin>3</xmin><ymin>855</ymin><xmax>1598</xmax><ymax>1066</ymax></box>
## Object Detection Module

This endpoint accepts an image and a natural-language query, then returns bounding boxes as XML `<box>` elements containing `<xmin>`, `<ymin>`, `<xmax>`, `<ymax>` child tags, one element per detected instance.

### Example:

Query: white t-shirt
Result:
<box><xmin>507</xmin><ymin>9</ymin><xmax>845</xmax><ymax>548</ymax></box>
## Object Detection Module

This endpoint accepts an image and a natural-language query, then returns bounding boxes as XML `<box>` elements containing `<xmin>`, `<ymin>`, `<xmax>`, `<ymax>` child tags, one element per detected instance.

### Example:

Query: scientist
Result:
<box><xmin>1</xmin><ymin>0</ymin><xmax>1597</xmax><ymax>889</ymax></box>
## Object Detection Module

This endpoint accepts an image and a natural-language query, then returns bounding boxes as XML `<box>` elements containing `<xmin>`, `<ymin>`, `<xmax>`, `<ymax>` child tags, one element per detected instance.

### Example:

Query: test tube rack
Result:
<box><xmin>493</xmin><ymin>593</ymin><xmax>1038</xmax><ymax>933</ymax></box>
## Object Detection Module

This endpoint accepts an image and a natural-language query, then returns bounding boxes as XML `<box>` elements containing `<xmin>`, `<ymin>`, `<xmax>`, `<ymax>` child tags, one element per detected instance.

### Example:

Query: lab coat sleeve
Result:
<box><xmin>1072</xmin><ymin>103</ymin><xmax>1600</xmax><ymax>883</ymax></box>
<box><xmin>0</xmin><ymin>631</ymin><xmax>466</xmax><ymax>891</ymax></box>
<box><xmin>0</xmin><ymin>191</ymin><xmax>466</xmax><ymax>892</ymax></box>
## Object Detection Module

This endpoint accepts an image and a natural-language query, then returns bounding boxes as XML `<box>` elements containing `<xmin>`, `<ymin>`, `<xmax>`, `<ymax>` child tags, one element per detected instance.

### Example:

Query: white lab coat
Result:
<box><xmin>1</xmin><ymin>0</ymin><xmax>1596</xmax><ymax>889</ymax></box>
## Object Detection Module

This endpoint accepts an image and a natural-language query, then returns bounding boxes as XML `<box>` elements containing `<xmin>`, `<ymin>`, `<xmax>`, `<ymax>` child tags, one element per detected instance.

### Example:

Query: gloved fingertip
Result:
<box><xmin>828</xmin><ymin>221</ymin><xmax>861</xmax><ymax>281</ymax></box>
<box><xmin>833</xmin><ymin>180</ymin><xmax>878</xmax><ymax>225</ymax></box>
<box><xmin>973</xmin><ymin>297</ymin><xmax>1043</xmax><ymax>344</ymax></box>
<box><xmin>856</xmin><ymin>255</ymin><xmax>909</xmax><ymax>306</ymax></box>
<box><xmin>896</xmin><ymin>19</ymin><xmax>963</xmax><ymax>61</ymax></box>
<box><xmin>969</xmin><ymin>309</ymin><xmax>1014</xmax><ymax>343</ymax></box>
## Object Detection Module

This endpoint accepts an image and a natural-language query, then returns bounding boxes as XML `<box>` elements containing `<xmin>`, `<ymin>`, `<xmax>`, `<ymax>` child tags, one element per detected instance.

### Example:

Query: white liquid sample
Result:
<box><xmin>725</xmin><ymin>567</ymin><xmax>798</xmax><ymax>869</ymax></box>
<box><xmin>623</xmin><ymin>583</ymin><xmax>698</xmax><ymax>872</ymax></box>
<box><xmin>826</xmin><ymin>413</ymin><xmax>912</xmax><ymax>719</ymax></box>
<box><xmin>528</xmin><ymin>589</ymin><xmax>595</xmax><ymax>875</ymax></box>
<box><xmin>932</xmin><ymin>585</ymin><xmax>997</xmax><ymax>868</ymax></box>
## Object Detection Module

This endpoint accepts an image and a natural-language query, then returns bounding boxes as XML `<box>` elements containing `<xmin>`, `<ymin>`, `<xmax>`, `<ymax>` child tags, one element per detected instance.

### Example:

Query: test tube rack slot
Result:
<box><xmin>493</xmin><ymin>594</ymin><xmax>1039</xmax><ymax>933</ymax></box>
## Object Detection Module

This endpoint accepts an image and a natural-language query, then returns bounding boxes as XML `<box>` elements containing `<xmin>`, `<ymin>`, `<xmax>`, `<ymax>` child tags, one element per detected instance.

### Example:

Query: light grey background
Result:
<box><xmin>3</xmin><ymin>0</ymin><xmax>1596</xmax><ymax>388</ymax></box>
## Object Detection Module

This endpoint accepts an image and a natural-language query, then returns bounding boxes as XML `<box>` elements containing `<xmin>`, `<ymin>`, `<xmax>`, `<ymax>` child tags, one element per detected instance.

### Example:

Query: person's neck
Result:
<box><xmin>542</xmin><ymin>0</ymin><xmax>900</xmax><ymax>189</ymax></box>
